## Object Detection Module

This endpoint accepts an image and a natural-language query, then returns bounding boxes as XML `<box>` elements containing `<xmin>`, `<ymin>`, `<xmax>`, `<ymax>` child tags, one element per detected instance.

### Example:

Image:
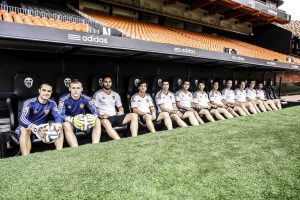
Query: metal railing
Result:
<box><xmin>0</xmin><ymin>4</ymin><xmax>115</xmax><ymax>34</ymax></box>
<box><xmin>0</xmin><ymin>4</ymin><xmax>87</xmax><ymax>23</ymax></box>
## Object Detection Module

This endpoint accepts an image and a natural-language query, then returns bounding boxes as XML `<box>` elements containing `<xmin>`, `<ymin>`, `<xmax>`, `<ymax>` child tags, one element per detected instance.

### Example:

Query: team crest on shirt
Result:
<box><xmin>146</xmin><ymin>99</ymin><xmax>149</xmax><ymax>102</ymax></box>
<box><xmin>102</xmin><ymin>97</ymin><xmax>105</xmax><ymax>99</ymax></box>
<box><xmin>80</xmin><ymin>103</ymin><xmax>84</xmax><ymax>109</ymax></box>
<box><xmin>44</xmin><ymin>109</ymin><xmax>49</xmax><ymax>115</ymax></box>
<box><xmin>68</xmin><ymin>105</ymin><xmax>72</xmax><ymax>109</ymax></box>
<box><xmin>34</xmin><ymin>110</ymin><xmax>38</xmax><ymax>114</ymax></box>
<box><xmin>169</xmin><ymin>96</ymin><xmax>172</xmax><ymax>99</ymax></box>
<box><xmin>112</xmin><ymin>96</ymin><xmax>115</xmax><ymax>100</ymax></box>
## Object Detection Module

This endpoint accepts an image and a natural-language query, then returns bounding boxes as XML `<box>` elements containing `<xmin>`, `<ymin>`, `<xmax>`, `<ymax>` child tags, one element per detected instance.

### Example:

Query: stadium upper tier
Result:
<box><xmin>85</xmin><ymin>10</ymin><xmax>299</xmax><ymax>64</ymax></box>
<box><xmin>19</xmin><ymin>1</ymin><xmax>84</xmax><ymax>19</ymax></box>
<box><xmin>280</xmin><ymin>20</ymin><xmax>300</xmax><ymax>36</ymax></box>
<box><xmin>0</xmin><ymin>5</ymin><xmax>89</xmax><ymax>32</ymax></box>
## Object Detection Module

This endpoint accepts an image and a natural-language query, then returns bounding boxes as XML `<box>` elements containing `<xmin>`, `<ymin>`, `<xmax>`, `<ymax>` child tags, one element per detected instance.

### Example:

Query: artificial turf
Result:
<box><xmin>0</xmin><ymin>106</ymin><xmax>299</xmax><ymax>199</ymax></box>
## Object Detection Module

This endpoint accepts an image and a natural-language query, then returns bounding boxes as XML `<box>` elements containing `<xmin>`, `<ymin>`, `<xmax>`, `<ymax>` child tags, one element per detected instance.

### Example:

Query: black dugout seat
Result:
<box><xmin>265</xmin><ymin>79</ymin><xmax>288</xmax><ymax>107</ymax></box>
<box><xmin>55</xmin><ymin>74</ymin><xmax>76</xmax><ymax>100</ymax></box>
<box><xmin>6</xmin><ymin>73</ymin><xmax>41</xmax><ymax>145</ymax></box>
<box><xmin>151</xmin><ymin>76</ymin><xmax>166</xmax><ymax>99</ymax></box>
<box><xmin>190</xmin><ymin>77</ymin><xmax>200</xmax><ymax>92</ymax></box>
<box><xmin>172</xmin><ymin>76</ymin><xmax>185</xmax><ymax>93</ymax></box>
<box><xmin>244</xmin><ymin>79</ymin><xmax>249</xmax><ymax>88</ymax></box>
<box><xmin>220</xmin><ymin>79</ymin><xmax>227</xmax><ymax>91</ymax></box>
<box><xmin>206</xmin><ymin>78</ymin><xmax>214</xmax><ymax>93</ymax></box>
<box><xmin>232</xmin><ymin>79</ymin><xmax>239</xmax><ymax>90</ymax></box>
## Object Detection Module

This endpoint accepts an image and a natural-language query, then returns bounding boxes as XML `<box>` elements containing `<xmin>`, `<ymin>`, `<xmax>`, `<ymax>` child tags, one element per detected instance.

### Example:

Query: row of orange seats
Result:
<box><xmin>84</xmin><ymin>10</ymin><xmax>300</xmax><ymax>64</ymax></box>
<box><xmin>0</xmin><ymin>9</ymin><xmax>89</xmax><ymax>32</ymax></box>
<box><xmin>280</xmin><ymin>20</ymin><xmax>300</xmax><ymax>36</ymax></box>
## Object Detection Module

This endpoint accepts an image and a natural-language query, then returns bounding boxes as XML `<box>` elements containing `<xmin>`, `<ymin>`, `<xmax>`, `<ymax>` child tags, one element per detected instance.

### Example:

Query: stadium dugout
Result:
<box><xmin>0</xmin><ymin>0</ymin><xmax>300</xmax><ymax>158</ymax></box>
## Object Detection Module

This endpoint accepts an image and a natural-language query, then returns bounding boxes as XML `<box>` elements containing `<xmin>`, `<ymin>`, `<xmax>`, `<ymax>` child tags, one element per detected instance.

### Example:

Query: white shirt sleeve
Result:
<box><xmin>130</xmin><ymin>95</ymin><xmax>137</xmax><ymax>108</ymax></box>
<box><xmin>193</xmin><ymin>92</ymin><xmax>198</xmax><ymax>104</ymax></box>
<box><xmin>92</xmin><ymin>92</ymin><xmax>99</xmax><ymax>108</ymax></box>
<box><xmin>209</xmin><ymin>91</ymin><xmax>215</xmax><ymax>101</ymax></box>
<box><xmin>171</xmin><ymin>94</ymin><xmax>176</xmax><ymax>104</ymax></box>
<box><xmin>148</xmin><ymin>95</ymin><xmax>154</xmax><ymax>107</ymax></box>
<box><xmin>156</xmin><ymin>92</ymin><xmax>163</xmax><ymax>105</ymax></box>
<box><xmin>175</xmin><ymin>91</ymin><xmax>180</xmax><ymax>102</ymax></box>
<box><xmin>115</xmin><ymin>93</ymin><xmax>122</xmax><ymax>108</ymax></box>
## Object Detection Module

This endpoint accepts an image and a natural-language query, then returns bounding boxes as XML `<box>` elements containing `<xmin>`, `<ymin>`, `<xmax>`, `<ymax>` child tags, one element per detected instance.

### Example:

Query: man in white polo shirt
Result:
<box><xmin>222</xmin><ymin>79</ymin><xmax>247</xmax><ymax>116</ymax></box>
<box><xmin>175</xmin><ymin>80</ymin><xmax>203</xmax><ymax>125</ymax></box>
<box><xmin>209</xmin><ymin>81</ymin><xmax>234</xmax><ymax>119</ymax></box>
<box><xmin>155</xmin><ymin>79</ymin><xmax>188</xmax><ymax>128</ymax></box>
<box><xmin>93</xmin><ymin>75</ymin><xmax>138</xmax><ymax>140</ymax></box>
<box><xmin>131</xmin><ymin>80</ymin><xmax>173</xmax><ymax>133</ymax></box>
<box><xmin>256</xmin><ymin>82</ymin><xmax>281</xmax><ymax>110</ymax></box>
<box><xmin>192</xmin><ymin>80</ymin><xmax>223</xmax><ymax>121</ymax></box>
<box><xmin>234</xmin><ymin>81</ymin><xmax>257</xmax><ymax>114</ymax></box>
<box><xmin>246</xmin><ymin>80</ymin><xmax>266</xmax><ymax>112</ymax></box>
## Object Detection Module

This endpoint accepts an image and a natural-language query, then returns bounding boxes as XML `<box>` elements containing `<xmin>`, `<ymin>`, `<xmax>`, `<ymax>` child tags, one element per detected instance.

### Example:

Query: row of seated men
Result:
<box><xmin>14</xmin><ymin>74</ymin><xmax>282</xmax><ymax>156</ymax></box>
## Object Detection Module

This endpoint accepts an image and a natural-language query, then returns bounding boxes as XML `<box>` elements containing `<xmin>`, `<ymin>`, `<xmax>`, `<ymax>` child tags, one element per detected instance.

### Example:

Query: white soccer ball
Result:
<box><xmin>73</xmin><ymin>114</ymin><xmax>97</xmax><ymax>132</ymax></box>
<box><xmin>80</xmin><ymin>116</ymin><xmax>90</xmax><ymax>132</ymax></box>
<box><xmin>33</xmin><ymin>123</ymin><xmax>60</xmax><ymax>144</ymax></box>
<box><xmin>86</xmin><ymin>114</ymin><xmax>97</xmax><ymax>128</ymax></box>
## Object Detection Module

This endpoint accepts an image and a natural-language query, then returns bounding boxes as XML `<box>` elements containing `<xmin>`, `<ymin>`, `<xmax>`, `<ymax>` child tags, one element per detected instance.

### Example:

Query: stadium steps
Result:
<box><xmin>0</xmin><ymin>5</ymin><xmax>89</xmax><ymax>32</ymax></box>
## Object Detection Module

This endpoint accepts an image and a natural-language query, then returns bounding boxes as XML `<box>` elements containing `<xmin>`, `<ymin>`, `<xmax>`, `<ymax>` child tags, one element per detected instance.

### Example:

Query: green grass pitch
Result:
<box><xmin>0</xmin><ymin>106</ymin><xmax>299</xmax><ymax>199</ymax></box>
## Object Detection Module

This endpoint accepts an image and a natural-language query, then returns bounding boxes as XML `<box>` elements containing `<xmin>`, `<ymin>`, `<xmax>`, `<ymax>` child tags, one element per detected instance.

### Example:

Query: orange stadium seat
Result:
<box><xmin>0</xmin><ymin>9</ymin><xmax>89</xmax><ymax>33</ymax></box>
<box><xmin>84</xmin><ymin>10</ymin><xmax>300</xmax><ymax>64</ymax></box>
<box><xmin>280</xmin><ymin>20</ymin><xmax>300</xmax><ymax>36</ymax></box>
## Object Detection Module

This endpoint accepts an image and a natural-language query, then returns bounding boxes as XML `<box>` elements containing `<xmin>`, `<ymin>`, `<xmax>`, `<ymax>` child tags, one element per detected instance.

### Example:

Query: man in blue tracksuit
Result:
<box><xmin>58</xmin><ymin>79</ymin><xmax>101</xmax><ymax>147</ymax></box>
<box><xmin>17</xmin><ymin>83</ymin><xmax>63</xmax><ymax>156</ymax></box>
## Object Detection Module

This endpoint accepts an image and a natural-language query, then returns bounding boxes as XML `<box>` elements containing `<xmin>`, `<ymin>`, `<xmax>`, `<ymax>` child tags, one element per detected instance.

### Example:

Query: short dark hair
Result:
<box><xmin>182</xmin><ymin>80</ymin><xmax>190</xmax><ymax>85</ymax></box>
<box><xmin>161</xmin><ymin>79</ymin><xmax>169</xmax><ymax>84</ymax></box>
<box><xmin>70</xmin><ymin>79</ymin><xmax>82</xmax><ymax>85</ymax></box>
<box><xmin>102</xmin><ymin>75</ymin><xmax>113</xmax><ymax>81</ymax></box>
<box><xmin>212</xmin><ymin>80</ymin><xmax>219</xmax><ymax>85</ymax></box>
<box><xmin>39</xmin><ymin>82</ymin><xmax>52</xmax><ymax>89</ymax></box>
<box><xmin>226</xmin><ymin>79</ymin><xmax>232</xmax><ymax>83</ymax></box>
<box><xmin>137</xmin><ymin>80</ymin><xmax>148</xmax><ymax>88</ymax></box>
<box><xmin>199</xmin><ymin>80</ymin><xmax>206</xmax><ymax>85</ymax></box>
<box><xmin>238</xmin><ymin>80</ymin><xmax>245</xmax><ymax>85</ymax></box>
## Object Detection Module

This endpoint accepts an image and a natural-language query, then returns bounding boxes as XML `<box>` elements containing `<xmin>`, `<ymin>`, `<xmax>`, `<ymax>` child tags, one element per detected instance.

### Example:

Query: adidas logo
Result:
<box><xmin>67</xmin><ymin>34</ymin><xmax>108</xmax><ymax>44</ymax></box>
<box><xmin>174</xmin><ymin>47</ymin><xmax>196</xmax><ymax>55</ymax></box>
